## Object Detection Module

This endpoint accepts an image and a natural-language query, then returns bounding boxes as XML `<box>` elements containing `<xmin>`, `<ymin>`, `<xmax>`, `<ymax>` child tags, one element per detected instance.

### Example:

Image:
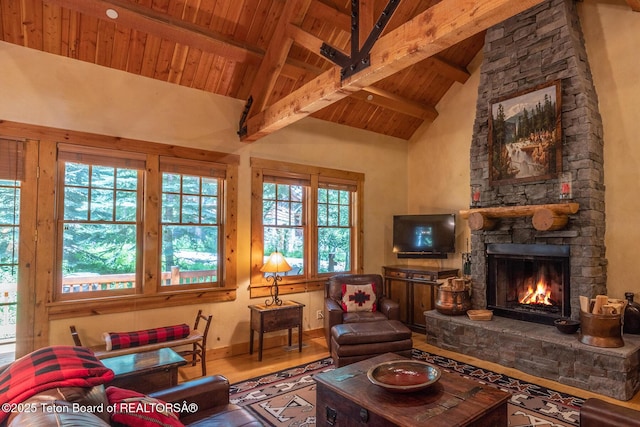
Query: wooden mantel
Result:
<box><xmin>459</xmin><ymin>203</ymin><xmax>579</xmax><ymax>231</ymax></box>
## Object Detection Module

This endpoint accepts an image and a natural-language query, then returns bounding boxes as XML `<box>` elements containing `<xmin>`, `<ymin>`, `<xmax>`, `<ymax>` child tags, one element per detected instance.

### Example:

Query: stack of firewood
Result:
<box><xmin>580</xmin><ymin>295</ymin><xmax>626</xmax><ymax>315</ymax></box>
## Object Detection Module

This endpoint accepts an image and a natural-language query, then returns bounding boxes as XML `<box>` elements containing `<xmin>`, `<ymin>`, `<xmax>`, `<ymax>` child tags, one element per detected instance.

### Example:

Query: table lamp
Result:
<box><xmin>260</xmin><ymin>251</ymin><xmax>292</xmax><ymax>306</ymax></box>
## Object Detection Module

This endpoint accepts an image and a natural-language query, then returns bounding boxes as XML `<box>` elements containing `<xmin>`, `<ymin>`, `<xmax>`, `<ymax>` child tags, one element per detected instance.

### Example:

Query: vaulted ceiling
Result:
<box><xmin>1</xmin><ymin>0</ymin><xmax>636</xmax><ymax>142</ymax></box>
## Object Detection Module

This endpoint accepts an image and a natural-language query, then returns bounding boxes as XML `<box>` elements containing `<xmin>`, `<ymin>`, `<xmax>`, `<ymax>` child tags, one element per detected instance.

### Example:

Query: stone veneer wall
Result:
<box><xmin>469</xmin><ymin>0</ymin><xmax>606</xmax><ymax>317</ymax></box>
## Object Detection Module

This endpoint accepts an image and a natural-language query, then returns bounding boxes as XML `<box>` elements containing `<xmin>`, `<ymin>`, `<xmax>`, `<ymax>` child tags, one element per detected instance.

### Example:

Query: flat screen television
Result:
<box><xmin>392</xmin><ymin>214</ymin><xmax>456</xmax><ymax>258</ymax></box>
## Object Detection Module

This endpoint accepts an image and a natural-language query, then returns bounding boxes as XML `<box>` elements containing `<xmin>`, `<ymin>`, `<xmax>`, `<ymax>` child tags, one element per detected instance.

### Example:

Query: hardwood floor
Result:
<box><xmin>178</xmin><ymin>329</ymin><xmax>640</xmax><ymax>412</ymax></box>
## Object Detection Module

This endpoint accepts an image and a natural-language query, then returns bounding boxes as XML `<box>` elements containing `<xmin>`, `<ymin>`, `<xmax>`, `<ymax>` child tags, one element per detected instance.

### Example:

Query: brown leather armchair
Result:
<box><xmin>324</xmin><ymin>273</ymin><xmax>401</xmax><ymax>350</ymax></box>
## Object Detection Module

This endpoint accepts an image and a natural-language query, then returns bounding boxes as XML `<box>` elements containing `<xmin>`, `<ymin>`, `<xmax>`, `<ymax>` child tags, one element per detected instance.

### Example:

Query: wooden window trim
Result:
<box><xmin>250</xmin><ymin>158</ymin><xmax>364</xmax><ymax>299</ymax></box>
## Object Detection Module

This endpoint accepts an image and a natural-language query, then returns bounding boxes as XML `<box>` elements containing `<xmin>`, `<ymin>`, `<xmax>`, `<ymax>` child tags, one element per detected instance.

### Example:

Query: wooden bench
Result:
<box><xmin>70</xmin><ymin>310</ymin><xmax>212</xmax><ymax>377</ymax></box>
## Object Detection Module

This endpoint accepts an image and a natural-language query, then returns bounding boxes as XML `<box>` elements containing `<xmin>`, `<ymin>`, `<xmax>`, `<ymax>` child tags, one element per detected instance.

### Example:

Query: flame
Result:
<box><xmin>519</xmin><ymin>278</ymin><xmax>552</xmax><ymax>305</ymax></box>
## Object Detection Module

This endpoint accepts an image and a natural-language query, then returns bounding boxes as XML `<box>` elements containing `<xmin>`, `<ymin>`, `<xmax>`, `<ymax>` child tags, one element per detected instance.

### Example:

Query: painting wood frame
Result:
<box><xmin>488</xmin><ymin>80</ymin><xmax>562</xmax><ymax>186</ymax></box>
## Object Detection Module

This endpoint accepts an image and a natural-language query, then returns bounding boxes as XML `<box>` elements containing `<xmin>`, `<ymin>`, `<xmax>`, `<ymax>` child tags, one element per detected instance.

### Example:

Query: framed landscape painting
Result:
<box><xmin>488</xmin><ymin>80</ymin><xmax>562</xmax><ymax>186</ymax></box>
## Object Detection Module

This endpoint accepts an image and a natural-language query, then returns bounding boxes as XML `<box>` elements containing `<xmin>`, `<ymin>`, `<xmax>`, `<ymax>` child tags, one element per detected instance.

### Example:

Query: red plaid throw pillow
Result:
<box><xmin>106</xmin><ymin>386</ymin><xmax>184</xmax><ymax>427</ymax></box>
<box><xmin>104</xmin><ymin>324</ymin><xmax>190</xmax><ymax>351</ymax></box>
<box><xmin>0</xmin><ymin>345</ymin><xmax>114</xmax><ymax>424</ymax></box>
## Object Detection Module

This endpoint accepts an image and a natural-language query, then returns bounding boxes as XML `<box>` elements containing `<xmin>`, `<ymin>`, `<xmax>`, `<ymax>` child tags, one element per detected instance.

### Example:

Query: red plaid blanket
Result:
<box><xmin>0</xmin><ymin>345</ymin><xmax>114</xmax><ymax>423</ymax></box>
<box><xmin>104</xmin><ymin>324</ymin><xmax>190</xmax><ymax>351</ymax></box>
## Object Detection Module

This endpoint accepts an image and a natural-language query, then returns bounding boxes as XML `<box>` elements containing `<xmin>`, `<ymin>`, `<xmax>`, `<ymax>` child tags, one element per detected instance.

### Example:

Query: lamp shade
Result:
<box><xmin>260</xmin><ymin>251</ymin><xmax>292</xmax><ymax>274</ymax></box>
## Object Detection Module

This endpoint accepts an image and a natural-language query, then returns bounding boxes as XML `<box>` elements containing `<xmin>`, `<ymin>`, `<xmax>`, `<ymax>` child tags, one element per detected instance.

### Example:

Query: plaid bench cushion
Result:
<box><xmin>103</xmin><ymin>324</ymin><xmax>191</xmax><ymax>351</ymax></box>
<box><xmin>0</xmin><ymin>345</ymin><xmax>114</xmax><ymax>424</ymax></box>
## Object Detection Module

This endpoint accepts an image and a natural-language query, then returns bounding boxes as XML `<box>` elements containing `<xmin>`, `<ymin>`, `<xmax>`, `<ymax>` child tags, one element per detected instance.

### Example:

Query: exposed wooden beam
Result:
<box><xmin>288</xmin><ymin>24</ymin><xmax>454</xmax><ymax>122</ymax></box>
<box><xmin>353</xmin><ymin>87</ymin><xmax>439</xmax><ymax>121</ymax></box>
<box><xmin>243</xmin><ymin>0</ymin><xmax>545</xmax><ymax>142</ymax></box>
<box><xmin>626</xmin><ymin>0</ymin><xmax>640</xmax><ymax>12</ymax></box>
<box><xmin>47</xmin><ymin>0</ymin><xmax>263</xmax><ymax>64</ymax></box>
<box><xmin>426</xmin><ymin>56</ymin><xmax>471</xmax><ymax>84</ymax></box>
<box><xmin>287</xmin><ymin>24</ymin><xmax>346</xmax><ymax>63</ymax></box>
<box><xmin>249</xmin><ymin>0</ymin><xmax>312</xmax><ymax>114</ymax></box>
<box><xmin>46</xmin><ymin>0</ymin><xmax>317</xmax><ymax>82</ymax></box>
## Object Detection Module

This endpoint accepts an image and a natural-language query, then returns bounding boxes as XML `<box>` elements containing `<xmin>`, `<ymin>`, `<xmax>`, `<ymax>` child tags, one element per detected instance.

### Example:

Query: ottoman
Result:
<box><xmin>330</xmin><ymin>319</ymin><xmax>413</xmax><ymax>367</ymax></box>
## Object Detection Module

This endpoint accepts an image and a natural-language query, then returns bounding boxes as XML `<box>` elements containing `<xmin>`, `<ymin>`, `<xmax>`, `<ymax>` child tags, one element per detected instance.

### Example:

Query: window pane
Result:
<box><xmin>116</xmin><ymin>168</ymin><xmax>138</xmax><ymax>190</ymax></box>
<box><xmin>65</xmin><ymin>163</ymin><xmax>89</xmax><ymax>187</ymax></box>
<box><xmin>182</xmin><ymin>195</ymin><xmax>200</xmax><ymax>223</ymax></box>
<box><xmin>317</xmin><ymin>188</ymin><xmax>352</xmax><ymax>274</ymax></box>
<box><xmin>318</xmin><ymin>228</ymin><xmax>351</xmax><ymax>273</ymax></box>
<box><xmin>202</xmin><ymin>178</ymin><xmax>218</xmax><ymax>196</ymax></box>
<box><xmin>0</xmin><ymin>180</ymin><xmax>19</xmax><ymax>342</ymax></box>
<box><xmin>161</xmin><ymin>173</ymin><xmax>221</xmax><ymax>287</ymax></box>
<box><xmin>90</xmin><ymin>188</ymin><xmax>113</xmax><ymax>221</ymax></box>
<box><xmin>163</xmin><ymin>173</ymin><xmax>181</xmax><ymax>193</ymax></box>
<box><xmin>161</xmin><ymin>225</ymin><xmax>218</xmax><ymax>285</ymax></box>
<box><xmin>61</xmin><ymin>161</ymin><xmax>140</xmax><ymax>296</ymax></box>
<box><xmin>182</xmin><ymin>176</ymin><xmax>200</xmax><ymax>195</ymax></box>
<box><xmin>276</xmin><ymin>184</ymin><xmax>289</xmax><ymax>201</ymax></box>
<box><xmin>61</xmin><ymin>223</ymin><xmax>137</xmax><ymax>293</ymax></box>
<box><xmin>201</xmin><ymin>196</ymin><xmax>217</xmax><ymax>224</ymax></box>
<box><xmin>92</xmin><ymin>165</ymin><xmax>114</xmax><ymax>189</ymax></box>
<box><xmin>263</xmin><ymin>183</ymin><xmax>276</xmax><ymax>199</ymax></box>
<box><xmin>263</xmin><ymin>226</ymin><xmax>304</xmax><ymax>276</ymax></box>
<box><xmin>64</xmin><ymin>187</ymin><xmax>88</xmax><ymax>220</ymax></box>
<box><xmin>162</xmin><ymin>193</ymin><xmax>180</xmax><ymax>222</ymax></box>
<box><xmin>116</xmin><ymin>191</ymin><xmax>137</xmax><ymax>222</ymax></box>
<box><xmin>318</xmin><ymin>188</ymin><xmax>327</xmax><ymax>204</ymax></box>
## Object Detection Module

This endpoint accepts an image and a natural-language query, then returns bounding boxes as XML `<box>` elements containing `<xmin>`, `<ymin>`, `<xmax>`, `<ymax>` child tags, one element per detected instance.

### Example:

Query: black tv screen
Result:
<box><xmin>393</xmin><ymin>214</ymin><xmax>456</xmax><ymax>258</ymax></box>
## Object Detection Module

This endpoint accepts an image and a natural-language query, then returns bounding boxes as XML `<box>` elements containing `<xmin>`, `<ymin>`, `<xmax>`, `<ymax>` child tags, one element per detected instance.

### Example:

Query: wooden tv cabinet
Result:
<box><xmin>383</xmin><ymin>265</ymin><xmax>458</xmax><ymax>333</ymax></box>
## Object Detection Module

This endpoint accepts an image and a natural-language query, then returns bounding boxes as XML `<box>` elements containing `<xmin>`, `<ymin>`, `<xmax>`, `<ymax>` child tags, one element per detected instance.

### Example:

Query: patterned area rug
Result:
<box><xmin>229</xmin><ymin>349</ymin><xmax>584</xmax><ymax>427</ymax></box>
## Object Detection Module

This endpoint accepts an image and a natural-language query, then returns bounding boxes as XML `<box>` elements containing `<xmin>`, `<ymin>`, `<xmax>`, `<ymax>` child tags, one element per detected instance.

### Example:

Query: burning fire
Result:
<box><xmin>519</xmin><ymin>279</ymin><xmax>553</xmax><ymax>305</ymax></box>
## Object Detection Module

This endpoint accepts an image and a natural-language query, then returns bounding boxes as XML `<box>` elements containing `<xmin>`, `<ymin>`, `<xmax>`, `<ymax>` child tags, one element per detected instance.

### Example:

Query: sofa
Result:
<box><xmin>580</xmin><ymin>397</ymin><xmax>640</xmax><ymax>427</ymax></box>
<box><xmin>0</xmin><ymin>345</ymin><xmax>263</xmax><ymax>427</ymax></box>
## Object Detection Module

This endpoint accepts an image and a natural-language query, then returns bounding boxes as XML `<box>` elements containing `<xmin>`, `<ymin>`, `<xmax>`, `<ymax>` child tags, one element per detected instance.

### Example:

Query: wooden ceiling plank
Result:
<box><xmin>46</xmin><ymin>0</ymin><xmax>264</xmax><ymax>65</ymax></box>
<box><xmin>1</xmin><ymin>1</ymin><xmax>24</xmax><ymax>45</ymax></box>
<box><xmin>243</xmin><ymin>0</ymin><xmax>545</xmax><ymax>142</ymax></box>
<box><xmin>95</xmin><ymin>19</ymin><xmax>116</xmax><ymax>66</ymax></box>
<box><xmin>42</xmin><ymin>2</ymin><xmax>63</xmax><ymax>54</ymax></box>
<box><xmin>248</xmin><ymin>0</ymin><xmax>312</xmax><ymax>114</ymax></box>
<box><xmin>77</xmin><ymin>14</ymin><xmax>99</xmax><ymax>63</ymax></box>
<box><xmin>307</xmin><ymin>0</ymin><xmax>351</xmax><ymax>33</ymax></box>
<box><xmin>356</xmin><ymin>86</ymin><xmax>439</xmax><ymax>121</ymax></box>
<box><xmin>22</xmin><ymin>0</ymin><xmax>44</xmax><ymax>49</ymax></box>
<box><xmin>359</xmin><ymin>0</ymin><xmax>374</xmax><ymax>51</ymax></box>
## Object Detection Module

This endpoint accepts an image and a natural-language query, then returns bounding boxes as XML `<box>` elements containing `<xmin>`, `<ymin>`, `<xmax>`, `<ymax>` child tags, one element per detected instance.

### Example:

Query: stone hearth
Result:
<box><xmin>425</xmin><ymin>311</ymin><xmax>640</xmax><ymax>401</ymax></box>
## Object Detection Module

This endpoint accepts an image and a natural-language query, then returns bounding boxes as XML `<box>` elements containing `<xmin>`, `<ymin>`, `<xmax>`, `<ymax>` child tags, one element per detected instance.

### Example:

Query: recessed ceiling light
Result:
<box><xmin>106</xmin><ymin>8</ymin><xmax>119</xmax><ymax>19</ymax></box>
<box><xmin>366</xmin><ymin>94</ymin><xmax>374</xmax><ymax>101</ymax></box>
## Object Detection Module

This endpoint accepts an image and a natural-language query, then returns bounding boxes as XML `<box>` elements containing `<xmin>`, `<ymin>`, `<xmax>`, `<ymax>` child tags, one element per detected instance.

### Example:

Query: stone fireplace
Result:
<box><xmin>467</xmin><ymin>0</ymin><xmax>606</xmax><ymax>319</ymax></box>
<box><xmin>424</xmin><ymin>0</ymin><xmax>640</xmax><ymax>401</ymax></box>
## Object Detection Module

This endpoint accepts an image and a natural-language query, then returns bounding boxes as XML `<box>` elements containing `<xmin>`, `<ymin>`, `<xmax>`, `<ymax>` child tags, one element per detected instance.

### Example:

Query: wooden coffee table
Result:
<box><xmin>102</xmin><ymin>347</ymin><xmax>187</xmax><ymax>394</ymax></box>
<box><xmin>315</xmin><ymin>352</ymin><xmax>510</xmax><ymax>427</ymax></box>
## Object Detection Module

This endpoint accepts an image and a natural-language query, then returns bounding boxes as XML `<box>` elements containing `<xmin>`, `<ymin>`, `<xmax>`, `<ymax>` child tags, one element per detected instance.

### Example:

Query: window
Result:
<box><xmin>54</xmin><ymin>144</ymin><xmax>238</xmax><ymax>309</ymax></box>
<box><xmin>57</xmin><ymin>147</ymin><xmax>144</xmax><ymax>298</ymax></box>
<box><xmin>250</xmin><ymin>158</ymin><xmax>363</xmax><ymax>296</ymax></box>
<box><xmin>160</xmin><ymin>157</ymin><xmax>224</xmax><ymax>288</ymax></box>
<box><xmin>0</xmin><ymin>138</ymin><xmax>23</xmax><ymax>342</ymax></box>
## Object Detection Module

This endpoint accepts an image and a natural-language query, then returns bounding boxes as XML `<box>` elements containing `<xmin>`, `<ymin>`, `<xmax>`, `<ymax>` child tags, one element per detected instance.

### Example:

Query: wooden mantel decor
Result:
<box><xmin>459</xmin><ymin>203</ymin><xmax>579</xmax><ymax>231</ymax></box>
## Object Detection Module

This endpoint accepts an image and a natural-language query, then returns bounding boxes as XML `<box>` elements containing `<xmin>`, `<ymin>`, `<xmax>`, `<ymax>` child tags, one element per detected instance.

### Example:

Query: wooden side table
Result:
<box><xmin>249</xmin><ymin>300</ymin><xmax>305</xmax><ymax>361</ymax></box>
<box><xmin>101</xmin><ymin>347</ymin><xmax>187</xmax><ymax>394</ymax></box>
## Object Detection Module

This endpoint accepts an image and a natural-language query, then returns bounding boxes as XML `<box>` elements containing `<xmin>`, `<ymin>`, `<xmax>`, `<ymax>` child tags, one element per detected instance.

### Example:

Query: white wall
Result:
<box><xmin>0</xmin><ymin>41</ymin><xmax>408</xmax><ymax>350</ymax></box>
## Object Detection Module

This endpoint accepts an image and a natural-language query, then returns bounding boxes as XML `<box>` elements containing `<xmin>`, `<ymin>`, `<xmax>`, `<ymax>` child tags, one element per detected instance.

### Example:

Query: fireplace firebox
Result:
<box><xmin>486</xmin><ymin>243</ymin><xmax>570</xmax><ymax>325</ymax></box>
